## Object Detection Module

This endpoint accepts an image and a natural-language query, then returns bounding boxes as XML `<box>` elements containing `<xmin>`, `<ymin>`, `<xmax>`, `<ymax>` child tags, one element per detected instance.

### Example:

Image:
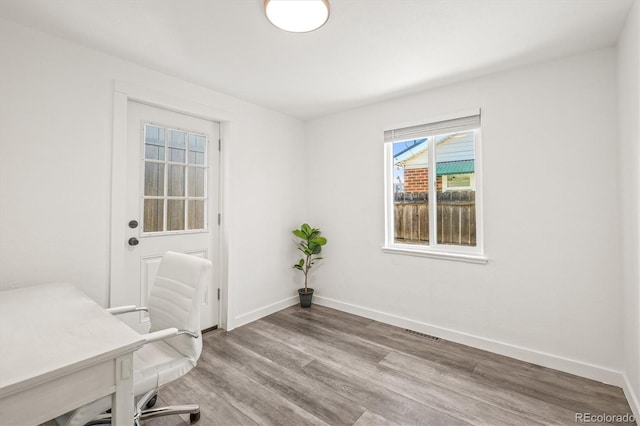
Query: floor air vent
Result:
<box><xmin>404</xmin><ymin>329</ymin><xmax>440</xmax><ymax>341</ymax></box>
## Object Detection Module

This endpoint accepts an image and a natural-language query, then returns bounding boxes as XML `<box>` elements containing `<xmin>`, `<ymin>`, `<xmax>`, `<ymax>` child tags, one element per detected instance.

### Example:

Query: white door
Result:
<box><xmin>117</xmin><ymin>101</ymin><xmax>219</xmax><ymax>333</ymax></box>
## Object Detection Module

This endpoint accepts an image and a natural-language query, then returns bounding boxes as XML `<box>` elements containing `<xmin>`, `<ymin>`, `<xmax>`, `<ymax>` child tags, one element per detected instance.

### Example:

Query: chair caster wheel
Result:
<box><xmin>189</xmin><ymin>411</ymin><xmax>200</xmax><ymax>423</ymax></box>
<box><xmin>145</xmin><ymin>394</ymin><xmax>158</xmax><ymax>409</ymax></box>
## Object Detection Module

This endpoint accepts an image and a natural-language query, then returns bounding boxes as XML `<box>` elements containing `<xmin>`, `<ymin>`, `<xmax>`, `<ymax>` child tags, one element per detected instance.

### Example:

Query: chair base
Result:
<box><xmin>141</xmin><ymin>404</ymin><xmax>200</xmax><ymax>423</ymax></box>
<box><xmin>85</xmin><ymin>405</ymin><xmax>200</xmax><ymax>425</ymax></box>
<box><xmin>84</xmin><ymin>391</ymin><xmax>200</xmax><ymax>425</ymax></box>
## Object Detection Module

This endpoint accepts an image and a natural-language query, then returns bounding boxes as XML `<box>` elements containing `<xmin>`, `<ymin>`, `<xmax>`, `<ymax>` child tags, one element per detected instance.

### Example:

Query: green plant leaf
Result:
<box><xmin>301</xmin><ymin>223</ymin><xmax>311</xmax><ymax>236</ymax></box>
<box><xmin>293</xmin><ymin>229</ymin><xmax>305</xmax><ymax>239</ymax></box>
<box><xmin>311</xmin><ymin>237</ymin><xmax>327</xmax><ymax>245</ymax></box>
<box><xmin>312</xmin><ymin>245</ymin><xmax>322</xmax><ymax>254</ymax></box>
<box><xmin>299</xmin><ymin>259</ymin><xmax>304</xmax><ymax>267</ymax></box>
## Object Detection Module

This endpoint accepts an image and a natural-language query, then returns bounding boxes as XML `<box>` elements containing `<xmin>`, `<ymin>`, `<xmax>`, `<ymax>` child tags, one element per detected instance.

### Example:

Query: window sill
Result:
<box><xmin>382</xmin><ymin>246</ymin><xmax>488</xmax><ymax>264</ymax></box>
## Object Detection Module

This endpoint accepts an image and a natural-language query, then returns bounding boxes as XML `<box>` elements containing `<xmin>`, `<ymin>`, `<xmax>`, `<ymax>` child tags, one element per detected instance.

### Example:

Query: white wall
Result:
<box><xmin>0</xmin><ymin>19</ymin><xmax>306</xmax><ymax>327</ymax></box>
<box><xmin>618</xmin><ymin>0</ymin><xmax>640</xmax><ymax>416</ymax></box>
<box><xmin>306</xmin><ymin>48</ymin><xmax>623</xmax><ymax>384</ymax></box>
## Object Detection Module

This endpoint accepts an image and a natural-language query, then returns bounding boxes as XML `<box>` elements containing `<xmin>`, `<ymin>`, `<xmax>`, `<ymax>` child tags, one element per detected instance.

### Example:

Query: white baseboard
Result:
<box><xmin>233</xmin><ymin>295</ymin><xmax>298</xmax><ymax>329</ymax></box>
<box><xmin>314</xmin><ymin>295</ymin><xmax>625</xmax><ymax>387</ymax></box>
<box><xmin>622</xmin><ymin>373</ymin><xmax>640</xmax><ymax>420</ymax></box>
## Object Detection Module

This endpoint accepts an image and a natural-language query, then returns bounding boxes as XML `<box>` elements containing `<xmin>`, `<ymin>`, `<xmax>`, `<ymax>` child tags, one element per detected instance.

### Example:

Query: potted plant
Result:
<box><xmin>292</xmin><ymin>223</ymin><xmax>327</xmax><ymax>308</ymax></box>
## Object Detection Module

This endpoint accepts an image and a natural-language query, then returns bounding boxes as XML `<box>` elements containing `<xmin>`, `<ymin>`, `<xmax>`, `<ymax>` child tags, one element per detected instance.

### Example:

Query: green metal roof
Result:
<box><xmin>436</xmin><ymin>160</ymin><xmax>474</xmax><ymax>176</ymax></box>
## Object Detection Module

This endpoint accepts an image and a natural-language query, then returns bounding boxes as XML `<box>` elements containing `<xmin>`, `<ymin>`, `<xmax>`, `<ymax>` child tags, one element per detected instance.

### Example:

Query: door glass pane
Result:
<box><xmin>144</xmin><ymin>125</ymin><xmax>165</xmax><ymax>160</ymax></box>
<box><xmin>141</xmin><ymin>123</ymin><xmax>210</xmax><ymax>234</ymax></box>
<box><xmin>188</xmin><ymin>166</ymin><xmax>205</xmax><ymax>197</ymax></box>
<box><xmin>435</xmin><ymin>131</ymin><xmax>476</xmax><ymax>246</ymax></box>
<box><xmin>143</xmin><ymin>199</ymin><xmax>164</xmax><ymax>232</ymax></box>
<box><xmin>393</xmin><ymin>138</ymin><xmax>430</xmax><ymax>245</ymax></box>
<box><xmin>188</xmin><ymin>200</ymin><xmax>205</xmax><ymax>230</ymax></box>
<box><xmin>144</xmin><ymin>163</ymin><xmax>164</xmax><ymax>196</ymax></box>
<box><xmin>189</xmin><ymin>134</ymin><xmax>206</xmax><ymax>165</ymax></box>
<box><xmin>167</xmin><ymin>200</ymin><xmax>185</xmax><ymax>231</ymax></box>
<box><xmin>168</xmin><ymin>165</ymin><xmax>185</xmax><ymax>196</ymax></box>
<box><xmin>168</xmin><ymin>129</ymin><xmax>186</xmax><ymax>163</ymax></box>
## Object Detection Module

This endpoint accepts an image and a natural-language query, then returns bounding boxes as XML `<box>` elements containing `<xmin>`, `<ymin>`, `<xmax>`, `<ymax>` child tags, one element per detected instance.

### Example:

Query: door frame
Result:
<box><xmin>110</xmin><ymin>80</ymin><xmax>232</xmax><ymax>330</ymax></box>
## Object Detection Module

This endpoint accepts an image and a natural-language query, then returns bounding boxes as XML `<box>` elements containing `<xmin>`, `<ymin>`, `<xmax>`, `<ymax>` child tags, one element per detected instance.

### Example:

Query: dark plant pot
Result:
<box><xmin>298</xmin><ymin>288</ymin><xmax>314</xmax><ymax>308</ymax></box>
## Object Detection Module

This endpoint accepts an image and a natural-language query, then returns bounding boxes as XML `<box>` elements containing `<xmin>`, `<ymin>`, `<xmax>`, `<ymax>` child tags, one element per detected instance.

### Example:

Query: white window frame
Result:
<box><xmin>383</xmin><ymin>110</ymin><xmax>487</xmax><ymax>264</ymax></box>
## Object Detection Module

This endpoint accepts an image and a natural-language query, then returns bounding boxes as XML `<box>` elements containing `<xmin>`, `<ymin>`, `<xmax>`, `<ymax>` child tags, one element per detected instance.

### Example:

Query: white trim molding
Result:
<box><xmin>114</xmin><ymin>81</ymin><xmax>233</xmax><ymax>122</ymax></box>
<box><xmin>313</xmin><ymin>295</ymin><xmax>625</xmax><ymax>387</ymax></box>
<box><xmin>622</xmin><ymin>373</ymin><xmax>640</xmax><ymax>420</ymax></box>
<box><xmin>233</xmin><ymin>296</ymin><xmax>298</xmax><ymax>330</ymax></box>
<box><xmin>382</xmin><ymin>246</ymin><xmax>488</xmax><ymax>264</ymax></box>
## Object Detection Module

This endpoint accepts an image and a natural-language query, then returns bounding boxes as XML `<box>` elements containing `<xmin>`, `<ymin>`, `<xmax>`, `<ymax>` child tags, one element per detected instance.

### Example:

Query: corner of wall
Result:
<box><xmin>617</xmin><ymin>0</ymin><xmax>640</xmax><ymax>418</ymax></box>
<box><xmin>623</xmin><ymin>373</ymin><xmax>640</xmax><ymax>420</ymax></box>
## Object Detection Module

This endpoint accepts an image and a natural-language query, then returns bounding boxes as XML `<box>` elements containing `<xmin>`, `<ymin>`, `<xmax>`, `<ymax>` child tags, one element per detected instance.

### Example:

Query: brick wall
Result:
<box><xmin>404</xmin><ymin>168</ymin><xmax>442</xmax><ymax>192</ymax></box>
<box><xmin>404</xmin><ymin>168</ymin><xmax>428</xmax><ymax>192</ymax></box>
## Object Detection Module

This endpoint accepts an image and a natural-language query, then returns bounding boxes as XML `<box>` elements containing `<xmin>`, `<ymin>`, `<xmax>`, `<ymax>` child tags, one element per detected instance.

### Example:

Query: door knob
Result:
<box><xmin>128</xmin><ymin>220</ymin><xmax>139</xmax><ymax>229</ymax></box>
<box><xmin>128</xmin><ymin>237</ymin><xmax>139</xmax><ymax>246</ymax></box>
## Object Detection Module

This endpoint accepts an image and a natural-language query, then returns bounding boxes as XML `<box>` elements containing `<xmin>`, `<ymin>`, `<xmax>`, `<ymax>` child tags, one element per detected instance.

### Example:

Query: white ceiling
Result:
<box><xmin>0</xmin><ymin>0</ymin><xmax>634</xmax><ymax>120</ymax></box>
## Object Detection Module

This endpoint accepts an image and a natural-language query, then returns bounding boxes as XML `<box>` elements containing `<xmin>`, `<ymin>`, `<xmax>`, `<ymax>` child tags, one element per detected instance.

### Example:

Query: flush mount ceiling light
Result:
<box><xmin>264</xmin><ymin>0</ymin><xmax>330</xmax><ymax>33</ymax></box>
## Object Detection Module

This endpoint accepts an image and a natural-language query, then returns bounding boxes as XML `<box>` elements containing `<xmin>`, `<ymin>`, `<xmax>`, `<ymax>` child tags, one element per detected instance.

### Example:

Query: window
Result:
<box><xmin>383</xmin><ymin>110</ymin><xmax>486</xmax><ymax>263</ymax></box>
<box><xmin>142</xmin><ymin>124</ymin><xmax>208</xmax><ymax>234</ymax></box>
<box><xmin>443</xmin><ymin>174</ymin><xmax>474</xmax><ymax>191</ymax></box>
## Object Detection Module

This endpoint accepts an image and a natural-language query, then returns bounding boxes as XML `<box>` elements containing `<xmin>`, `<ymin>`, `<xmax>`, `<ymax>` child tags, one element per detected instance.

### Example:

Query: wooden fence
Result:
<box><xmin>394</xmin><ymin>191</ymin><xmax>476</xmax><ymax>246</ymax></box>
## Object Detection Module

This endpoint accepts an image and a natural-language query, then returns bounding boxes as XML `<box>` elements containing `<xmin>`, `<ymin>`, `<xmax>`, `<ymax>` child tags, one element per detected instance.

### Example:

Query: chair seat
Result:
<box><xmin>133</xmin><ymin>340</ymin><xmax>196</xmax><ymax>395</ymax></box>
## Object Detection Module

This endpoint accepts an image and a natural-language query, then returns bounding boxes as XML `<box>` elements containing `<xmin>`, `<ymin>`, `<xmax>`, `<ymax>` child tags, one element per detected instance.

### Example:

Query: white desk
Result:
<box><xmin>0</xmin><ymin>283</ymin><xmax>144</xmax><ymax>425</ymax></box>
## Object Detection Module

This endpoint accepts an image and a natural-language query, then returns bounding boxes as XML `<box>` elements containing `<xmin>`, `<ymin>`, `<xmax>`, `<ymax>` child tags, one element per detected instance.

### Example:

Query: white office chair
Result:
<box><xmin>56</xmin><ymin>251</ymin><xmax>212</xmax><ymax>426</ymax></box>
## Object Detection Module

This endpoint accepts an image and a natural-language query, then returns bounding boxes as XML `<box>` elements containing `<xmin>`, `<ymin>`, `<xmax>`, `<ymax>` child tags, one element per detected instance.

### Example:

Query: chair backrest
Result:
<box><xmin>148</xmin><ymin>251</ymin><xmax>211</xmax><ymax>364</ymax></box>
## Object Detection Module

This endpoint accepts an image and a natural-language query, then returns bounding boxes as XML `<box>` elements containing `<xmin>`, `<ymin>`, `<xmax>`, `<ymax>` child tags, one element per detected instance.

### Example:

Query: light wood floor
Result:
<box><xmin>146</xmin><ymin>304</ymin><xmax>635</xmax><ymax>426</ymax></box>
<box><xmin>44</xmin><ymin>304</ymin><xmax>635</xmax><ymax>425</ymax></box>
